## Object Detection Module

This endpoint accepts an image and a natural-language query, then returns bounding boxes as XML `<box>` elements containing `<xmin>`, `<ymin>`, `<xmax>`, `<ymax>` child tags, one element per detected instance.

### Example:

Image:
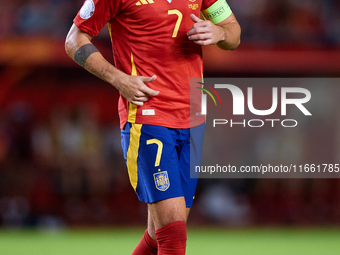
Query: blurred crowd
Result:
<box><xmin>0</xmin><ymin>0</ymin><xmax>340</xmax><ymax>45</ymax></box>
<box><xmin>0</xmin><ymin>102</ymin><xmax>145</xmax><ymax>228</ymax></box>
<box><xmin>228</xmin><ymin>0</ymin><xmax>340</xmax><ymax>45</ymax></box>
<box><xmin>0</xmin><ymin>0</ymin><xmax>81</xmax><ymax>38</ymax></box>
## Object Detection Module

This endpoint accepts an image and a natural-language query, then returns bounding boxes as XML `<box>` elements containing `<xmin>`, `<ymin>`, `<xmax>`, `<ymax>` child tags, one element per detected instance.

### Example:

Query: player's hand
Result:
<box><xmin>116</xmin><ymin>74</ymin><xmax>159</xmax><ymax>106</ymax></box>
<box><xmin>187</xmin><ymin>14</ymin><xmax>225</xmax><ymax>45</ymax></box>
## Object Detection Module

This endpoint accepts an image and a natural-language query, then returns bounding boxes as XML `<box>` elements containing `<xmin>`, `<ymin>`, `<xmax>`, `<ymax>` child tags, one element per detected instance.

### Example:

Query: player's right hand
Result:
<box><xmin>115</xmin><ymin>74</ymin><xmax>159</xmax><ymax>106</ymax></box>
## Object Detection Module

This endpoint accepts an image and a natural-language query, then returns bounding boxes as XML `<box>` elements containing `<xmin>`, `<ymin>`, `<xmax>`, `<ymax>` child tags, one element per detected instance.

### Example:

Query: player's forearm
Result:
<box><xmin>216</xmin><ymin>22</ymin><xmax>241</xmax><ymax>51</ymax></box>
<box><xmin>65</xmin><ymin>24</ymin><xmax>159</xmax><ymax>106</ymax></box>
<box><xmin>65</xmin><ymin>25</ymin><xmax>127</xmax><ymax>90</ymax></box>
<box><xmin>73</xmin><ymin>45</ymin><xmax>126</xmax><ymax>88</ymax></box>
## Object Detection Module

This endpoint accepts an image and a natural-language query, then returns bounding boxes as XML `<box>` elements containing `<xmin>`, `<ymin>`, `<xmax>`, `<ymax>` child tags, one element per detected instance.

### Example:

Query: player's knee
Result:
<box><xmin>148</xmin><ymin>214</ymin><xmax>186</xmax><ymax>241</ymax></box>
<box><xmin>157</xmin><ymin>215</ymin><xmax>186</xmax><ymax>229</ymax></box>
<box><xmin>149</xmin><ymin>197</ymin><xmax>187</xmax><ymax>229</ymax></box>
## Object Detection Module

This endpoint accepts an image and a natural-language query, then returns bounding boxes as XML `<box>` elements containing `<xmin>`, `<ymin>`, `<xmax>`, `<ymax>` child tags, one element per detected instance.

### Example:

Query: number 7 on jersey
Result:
<box><xmin>168</xmin><ymin>10</ymin><xmax>183</xmax><ymax>38</ymax></box>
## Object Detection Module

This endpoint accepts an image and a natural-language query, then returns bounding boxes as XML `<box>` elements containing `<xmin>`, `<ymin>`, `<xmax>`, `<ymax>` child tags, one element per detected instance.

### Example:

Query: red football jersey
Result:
<box><xmin>74</xmin><ymin>0</ymin><xmax>219</xmax><ymax>129</ymax></box>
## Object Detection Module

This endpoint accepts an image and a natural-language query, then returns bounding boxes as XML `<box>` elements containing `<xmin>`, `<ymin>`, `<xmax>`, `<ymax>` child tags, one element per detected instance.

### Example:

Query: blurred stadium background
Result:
<box><xmin>1</xmin><ymin>0</ymin><xmax>340</xmax><ymax>254</ymax></box>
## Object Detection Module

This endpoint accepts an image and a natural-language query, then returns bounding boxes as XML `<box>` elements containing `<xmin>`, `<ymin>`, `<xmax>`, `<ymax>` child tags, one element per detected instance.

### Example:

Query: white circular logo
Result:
<box><xmin>80</xmin><ymin>0</ymin><xmax>95</xmax><ymax>19</ymax></box>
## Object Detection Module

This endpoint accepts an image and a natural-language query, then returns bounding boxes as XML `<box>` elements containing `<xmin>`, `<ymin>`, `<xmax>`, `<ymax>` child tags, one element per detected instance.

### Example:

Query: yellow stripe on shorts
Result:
<box><xmin>128</xmin><ymin>52</ymin><xmax>138</xmax><ymax>123</ymax></box>
<box><xmin>126</xmin><ymin>123</ymin><xmax>142</xmax><ymax>191</ymax></box>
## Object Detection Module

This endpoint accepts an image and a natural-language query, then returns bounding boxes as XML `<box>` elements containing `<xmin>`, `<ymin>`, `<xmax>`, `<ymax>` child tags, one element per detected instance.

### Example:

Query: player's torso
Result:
<box><xmin>115</xmin><ymin>0</ymin><xmax>202</xmax><ymax>33</ymax></box>
<box><xmin>110</xmin><ymin>0</ymin><xmax>202</xmax><ymax>61</ymax></box>
<box><xmin>109</xmin><ymin>0</ymin><xmax>205</xmax><ymax>128</ymax></box>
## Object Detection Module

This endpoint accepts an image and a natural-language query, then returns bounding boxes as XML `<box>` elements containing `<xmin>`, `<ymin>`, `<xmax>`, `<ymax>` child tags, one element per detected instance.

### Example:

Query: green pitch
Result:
<box><xmin>0</xmin><ymin>227</ymin><xmax>339</xmax><ymax>255</ymax></box>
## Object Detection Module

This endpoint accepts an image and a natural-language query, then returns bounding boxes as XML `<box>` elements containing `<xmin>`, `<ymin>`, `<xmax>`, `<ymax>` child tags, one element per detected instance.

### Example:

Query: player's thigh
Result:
<box><xmin>121</xmin><ymin>123</ymin><xmax>184</xmax><ymax>203</ymax></box>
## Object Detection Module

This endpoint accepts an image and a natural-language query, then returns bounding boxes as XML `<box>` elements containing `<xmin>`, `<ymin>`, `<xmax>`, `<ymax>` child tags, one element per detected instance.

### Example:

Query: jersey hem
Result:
<box><xmin>120</xmin><ymin>118</ymin><xmax>205</xmax><ymax>129</ymax></box>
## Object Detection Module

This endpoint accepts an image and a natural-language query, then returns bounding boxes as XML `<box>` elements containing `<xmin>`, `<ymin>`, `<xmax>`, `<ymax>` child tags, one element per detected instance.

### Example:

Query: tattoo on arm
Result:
<box><xmin>74</xmin><ymin>43</ymin><xmax>99</xmax><ymax>68</ymax></box>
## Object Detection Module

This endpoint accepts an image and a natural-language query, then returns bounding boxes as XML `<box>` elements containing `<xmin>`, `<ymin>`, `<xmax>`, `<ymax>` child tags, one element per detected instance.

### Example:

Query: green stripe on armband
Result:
<box><xmin>202</xmin><ymin>0</ymin><xmax>232</xmax><ymax>24</ymax></box>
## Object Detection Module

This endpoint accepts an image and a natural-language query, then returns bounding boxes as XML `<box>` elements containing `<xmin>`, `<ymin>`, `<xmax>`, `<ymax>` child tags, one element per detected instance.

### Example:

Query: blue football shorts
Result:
<box><xmin>121</xmin><ymin>122</ymin><xmax>205</xmax><ymax>207</ymax></box>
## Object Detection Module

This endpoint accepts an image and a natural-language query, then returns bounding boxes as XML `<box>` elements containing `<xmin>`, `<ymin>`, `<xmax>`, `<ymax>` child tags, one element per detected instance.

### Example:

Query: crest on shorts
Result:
<box><xmin>154</xmin><ymin>171</ymin><xmax>170</xmax><ymax>191</ymax></box>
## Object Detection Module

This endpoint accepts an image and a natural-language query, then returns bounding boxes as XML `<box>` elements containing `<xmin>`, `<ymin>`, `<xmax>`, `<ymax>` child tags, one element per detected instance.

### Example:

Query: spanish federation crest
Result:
<box><xmin>154</xmin><ymin>171</ymin><xmax>170</xmax><ymax>191</ymax></box>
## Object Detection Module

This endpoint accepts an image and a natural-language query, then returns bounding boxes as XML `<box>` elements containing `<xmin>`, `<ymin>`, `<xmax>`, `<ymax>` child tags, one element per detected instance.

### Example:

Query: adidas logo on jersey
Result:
<box><xmin>136</xmin><ymin>0</ymin><xmax>154</xmax><ymax>5</ymax></box>
<box><xmin>142</xmin><ymin>109</ymin><xmax>155</xmax><ymax>115</ymax></box>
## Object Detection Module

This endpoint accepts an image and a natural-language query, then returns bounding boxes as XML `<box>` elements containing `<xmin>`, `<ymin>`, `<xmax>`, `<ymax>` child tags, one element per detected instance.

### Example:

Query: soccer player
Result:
<box><xmin>65</xmin><ymin>0</ymin><xmax>240</xmax><ymax>254</ymax></box>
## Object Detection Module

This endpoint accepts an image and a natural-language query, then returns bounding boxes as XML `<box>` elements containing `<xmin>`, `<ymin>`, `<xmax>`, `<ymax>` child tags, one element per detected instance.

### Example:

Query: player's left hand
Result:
<box><xmin>187</xmin><ymin>14</ymin><xmax>225</xmax><ymax>45</ymax></box>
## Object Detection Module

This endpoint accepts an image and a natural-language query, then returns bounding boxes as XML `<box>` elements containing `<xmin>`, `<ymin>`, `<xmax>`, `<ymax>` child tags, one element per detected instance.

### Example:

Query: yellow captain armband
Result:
<box><xmin>201</xmin><ymin>0</ymin><xmax>232</xmax><ymax>24</ymax></box>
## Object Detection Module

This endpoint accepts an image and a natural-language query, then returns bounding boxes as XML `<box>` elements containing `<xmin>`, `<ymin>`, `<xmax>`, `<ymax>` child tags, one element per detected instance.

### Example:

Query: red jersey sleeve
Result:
<box><xmin>73</xmin><ymin>0</ymin><xmax>120</xmax><ymax>37</ymax></box>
